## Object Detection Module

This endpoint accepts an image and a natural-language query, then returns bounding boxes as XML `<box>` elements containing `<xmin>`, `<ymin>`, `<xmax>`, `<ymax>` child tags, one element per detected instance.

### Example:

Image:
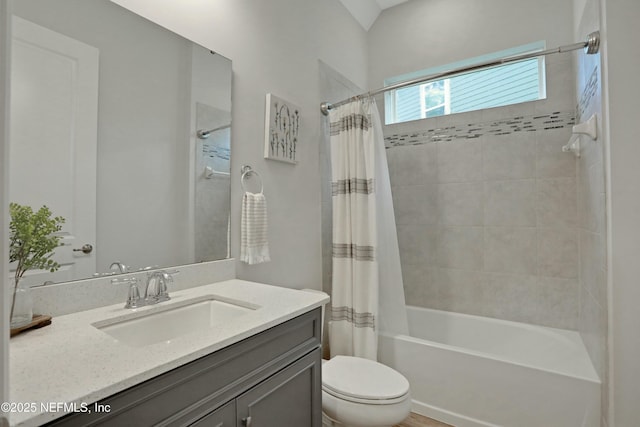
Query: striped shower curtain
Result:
<box><xmin>328</xmin><ymin>100</ymin><xmax>379</xmax><ymax>360</ymax></box>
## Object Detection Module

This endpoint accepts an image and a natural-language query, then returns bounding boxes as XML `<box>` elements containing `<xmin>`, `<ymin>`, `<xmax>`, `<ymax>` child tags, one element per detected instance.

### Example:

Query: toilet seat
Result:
<box><xmin>322</xmin><ymin>356</ymin><xmax>410</xmax><ymax>405</ymax></box>
<box><xmin>323</xmin><ymin>387</ymin><xmax>409</xmax><ymax>405</ymax></box>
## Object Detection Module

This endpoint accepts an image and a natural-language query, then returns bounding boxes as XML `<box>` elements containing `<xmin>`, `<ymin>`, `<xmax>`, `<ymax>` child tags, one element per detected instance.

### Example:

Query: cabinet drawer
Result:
<box><xmin>47</xmin><ymin>308</ymin><xmax>321</xmax><ymax>427</ymax></box>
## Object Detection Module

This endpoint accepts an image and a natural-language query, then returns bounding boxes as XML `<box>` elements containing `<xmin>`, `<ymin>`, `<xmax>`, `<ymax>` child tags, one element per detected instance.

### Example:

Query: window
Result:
<box><xmin>385</xmin><ymin>42</ymin><xmax>547</xmax><ymax>125</ymax></box>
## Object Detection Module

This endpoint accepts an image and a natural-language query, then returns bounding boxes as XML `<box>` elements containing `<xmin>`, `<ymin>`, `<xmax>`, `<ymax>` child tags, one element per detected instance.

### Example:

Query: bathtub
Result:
<box><xmin>378</xmin><ymin>306</ymin><xmax>601</xmax><ymax>427</ymax></box>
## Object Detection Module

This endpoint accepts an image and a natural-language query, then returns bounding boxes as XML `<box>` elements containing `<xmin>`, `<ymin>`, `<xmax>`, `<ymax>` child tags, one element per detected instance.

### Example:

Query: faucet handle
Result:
<box><xmin>156</xmin><ymin>271</ymin><xmax>176</xmax><ymax>303</ymax></box>
<box><xmin>111</xmin><ymin>277</ymin><xmax>137</xmax><ymax>285</ymax></box>
<box><xmin>145</xmin><ymin>269</ymin><xmax>179</xmax><ymax>278</ymax></box>
<box><xmin>111</xmin><ymin>277</ymin><xmax>147</xmax><ymax>309</ymax></box>
<box><xmin>124</xmin><ymin>278</ymin><xmax>144</xmax><ymax>309</ymax></box>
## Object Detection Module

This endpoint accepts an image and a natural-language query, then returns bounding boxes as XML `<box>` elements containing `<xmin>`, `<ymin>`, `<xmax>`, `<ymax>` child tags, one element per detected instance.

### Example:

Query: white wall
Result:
<box><xmin>111</xmin><ymin>0</ymin><xmax>369</xmax><ymax>290</ymax></box>
<box><xmin>0</xmin><ymin>0</ymin><xmax>10</xmax><ymax>419</ymax></box>
<box><xmin>368</xmin><ymin>0</ymin><xmax>573</xmax><ymax>111</ymax></box>
<box><xmin>601</xmin><ymin>0</ymin><xmax>640</xmax><ymax>425</ymax></box>
<box><xmin>573</xmin><ymin>0</ymin><xmax>589</xmax><ymax>27</ymax></box>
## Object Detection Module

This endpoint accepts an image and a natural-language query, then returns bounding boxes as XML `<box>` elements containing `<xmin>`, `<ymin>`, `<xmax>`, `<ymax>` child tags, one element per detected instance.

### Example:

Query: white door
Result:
<box><xmin>9</xmin><ymin>16</ymin><xmax>99</xmax><ymax>286</ymax></box>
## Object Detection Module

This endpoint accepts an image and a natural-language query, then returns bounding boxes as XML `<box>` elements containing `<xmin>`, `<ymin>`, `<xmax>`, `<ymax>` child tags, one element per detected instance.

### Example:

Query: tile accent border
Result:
<box><xmin>203</xmin><ymin>142</ymin><xmax>231</xmax><ymax>161</ymax></box>
<box><xmin>385</xmin><ymin>110</ymin><xmax>575</xmax><ymax>148</ymax></box>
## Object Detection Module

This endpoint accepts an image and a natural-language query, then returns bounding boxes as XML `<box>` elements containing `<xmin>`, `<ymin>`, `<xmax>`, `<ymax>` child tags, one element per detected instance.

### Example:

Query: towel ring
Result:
<box><xmin>241</xmin><ymin>165</ymin><xmax>264</xmax><ymax>193</ymax></box>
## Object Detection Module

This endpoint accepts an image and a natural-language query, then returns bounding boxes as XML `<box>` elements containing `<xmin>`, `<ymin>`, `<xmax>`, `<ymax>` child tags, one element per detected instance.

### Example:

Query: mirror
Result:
<box><xmin>9</xmin><ymin>0</ymin><xmax>232</xmax><ymax>286</ymax></box>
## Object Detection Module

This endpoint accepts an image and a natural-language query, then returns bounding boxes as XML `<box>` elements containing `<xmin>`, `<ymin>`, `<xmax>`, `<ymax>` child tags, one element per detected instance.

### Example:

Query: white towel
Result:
<box><xmin>240</xmin><ymin>191</ymin><xmax>271</xmax><ymax>264</ymax></box>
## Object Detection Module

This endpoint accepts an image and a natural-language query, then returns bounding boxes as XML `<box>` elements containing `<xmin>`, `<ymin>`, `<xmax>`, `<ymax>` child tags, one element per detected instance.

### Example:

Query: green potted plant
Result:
<box><xmin>9</xmin><ymin>203</ymin><xmax>65</xmax><ymax>328</ymax></box>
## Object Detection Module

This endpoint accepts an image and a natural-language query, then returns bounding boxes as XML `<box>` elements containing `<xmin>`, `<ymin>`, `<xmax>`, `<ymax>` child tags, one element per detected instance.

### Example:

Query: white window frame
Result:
<box><xmin>384</xmin><ymin>41</ymin><xmax>546</xmax><ymax>125</ymax></box>
<box><xmin>419</xmin><ymin>79</ymin><xmax>451</xmax><ymax>118</ymax></box>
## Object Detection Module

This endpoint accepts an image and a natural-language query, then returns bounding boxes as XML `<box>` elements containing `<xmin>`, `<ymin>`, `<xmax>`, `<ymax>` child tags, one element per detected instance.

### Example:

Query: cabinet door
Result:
<box><xmin>191</xmin><ymin>401</ymin><xmax>235</xmax><ymax>427</ymax></box>
<box><xmin>236</xmin><ymin>349</ymin><xmax>321</xmax><ymax>427</ymax></box>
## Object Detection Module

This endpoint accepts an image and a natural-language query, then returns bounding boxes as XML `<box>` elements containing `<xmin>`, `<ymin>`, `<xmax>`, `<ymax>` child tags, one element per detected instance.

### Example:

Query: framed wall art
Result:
<box><xmin>264</xmin><ymin>93</ymin><xmax>300</xmax><ymax>164</ymax></box>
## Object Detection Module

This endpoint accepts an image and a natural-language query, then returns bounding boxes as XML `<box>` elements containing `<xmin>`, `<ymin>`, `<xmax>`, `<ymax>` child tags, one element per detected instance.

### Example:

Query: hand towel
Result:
<box><xmin>240</xmin><ymin>191</ymin><xmax>271</xmax><ymax>264</ymax></box>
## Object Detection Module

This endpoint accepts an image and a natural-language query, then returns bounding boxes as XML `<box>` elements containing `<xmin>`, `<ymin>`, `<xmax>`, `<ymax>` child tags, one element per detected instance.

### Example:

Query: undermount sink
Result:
<box><xmin>93</xmin><ymin>296</ymin><xmax>257</xmax><ymax>347</ymax></box>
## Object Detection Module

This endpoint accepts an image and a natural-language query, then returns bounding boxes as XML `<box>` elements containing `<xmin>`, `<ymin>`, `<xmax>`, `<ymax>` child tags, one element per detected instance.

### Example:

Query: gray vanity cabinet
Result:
<box><xmin>46</xmin><ymin>308</ymin><xmax>322</xmax><ymax>427</ymax></box>
<box><xmin>236</xmin><ymin>349</ymin><xmax>321</xmax><ymax>426</ymax></box>
<box><xmin>189</xmin><ymin>401</ymin><xmax>235</xmax><ymax>427</ymax></box>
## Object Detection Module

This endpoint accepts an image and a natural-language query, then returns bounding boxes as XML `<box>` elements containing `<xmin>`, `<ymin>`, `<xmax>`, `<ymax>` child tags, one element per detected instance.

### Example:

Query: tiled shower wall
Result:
<box><xmin>194</xmin><ymin>104</ymin><xmax>231</xmax><ymax>262</ymax></box>
<box><xmin>386</xmin><ymin>54</ymin><xmax>580</xmax><ymax>329</ymax></box>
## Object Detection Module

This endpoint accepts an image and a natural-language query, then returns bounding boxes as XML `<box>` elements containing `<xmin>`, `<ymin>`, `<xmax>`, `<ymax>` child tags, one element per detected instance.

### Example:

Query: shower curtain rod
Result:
<box><xmin>197</xmin><ymin>124</ymin><xmax>231</xmax><ymax>139</ymax></box>
<box><xmin>320</xmin><ymin>31</ymin><xmax>600</xmax><ymax>116</ymax></box>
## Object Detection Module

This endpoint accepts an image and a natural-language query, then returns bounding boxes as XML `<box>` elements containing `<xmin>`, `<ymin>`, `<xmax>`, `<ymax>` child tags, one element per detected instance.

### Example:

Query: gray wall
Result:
<box><xmin>601</xmin><ymin>0</ymin><xmax>640</xmax><ymax>425</ymax></box>
<box><xmin>112</xmin><ymin>0</ymin><xmax>369</xmax><ymax>291</ymax></box>
<box><xmin>574</xmin><ymin>0</ymin><xmax>608</xmax><ymax>424</ymax></box>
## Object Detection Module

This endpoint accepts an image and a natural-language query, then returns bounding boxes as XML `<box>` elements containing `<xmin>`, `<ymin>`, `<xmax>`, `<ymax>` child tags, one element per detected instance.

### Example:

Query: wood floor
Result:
<box><xmin>394</xmin><ymin>412</ymin><xmax>454</xmax><ymax>427</ymax></box>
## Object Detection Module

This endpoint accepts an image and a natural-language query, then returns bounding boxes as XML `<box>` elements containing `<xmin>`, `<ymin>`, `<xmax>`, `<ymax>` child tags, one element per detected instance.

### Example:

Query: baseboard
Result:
<box><xmin>411</xmin><ymin>400</ymin><xmax>501</xmax><ymax>427</ymax></box>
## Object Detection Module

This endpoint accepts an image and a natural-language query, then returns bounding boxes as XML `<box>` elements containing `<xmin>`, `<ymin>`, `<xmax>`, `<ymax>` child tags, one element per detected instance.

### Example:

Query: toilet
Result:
<box><xmin>298</xmin><ymin>289</ymin><xmax>411</xmax><ymax>426</ymax></box>
<box><xmin>321</xmin><ymin>356</ymin><xmax>412</xmax><ymax>427</ymax></box>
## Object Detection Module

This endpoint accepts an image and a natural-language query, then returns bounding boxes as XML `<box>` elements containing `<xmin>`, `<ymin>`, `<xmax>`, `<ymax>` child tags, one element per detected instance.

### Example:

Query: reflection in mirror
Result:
<box><xmin>195</xmin><ymin>104</ymin><xmax>231</xmax><ymax>262</ymax></box>
<box><xmin>9</xmin><ymin>0</ymin><xmax>232</xmax><ymax>287</ymax></box>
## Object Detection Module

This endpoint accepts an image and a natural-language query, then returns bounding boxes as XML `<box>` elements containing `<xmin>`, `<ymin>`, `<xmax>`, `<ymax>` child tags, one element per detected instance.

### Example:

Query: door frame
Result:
<box><xmin>1</xmin><ymin>0</ymin><xmax>12</xmax><ymax>420</ymax></box>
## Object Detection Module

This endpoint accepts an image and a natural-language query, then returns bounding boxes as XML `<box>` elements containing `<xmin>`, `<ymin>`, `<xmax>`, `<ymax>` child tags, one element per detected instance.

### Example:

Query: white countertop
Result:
<box><xmin>9</xmin><ymin>280</ymin><xmax>329</xmax><ymax>426</ymax></box>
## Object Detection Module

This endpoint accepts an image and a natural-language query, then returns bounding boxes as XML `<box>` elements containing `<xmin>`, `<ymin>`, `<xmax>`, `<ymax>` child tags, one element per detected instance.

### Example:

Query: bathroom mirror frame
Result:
<box><xmin>8</xmin><ymin>0</ymin><xmax>232</xmax><ymax>287</ymax></box>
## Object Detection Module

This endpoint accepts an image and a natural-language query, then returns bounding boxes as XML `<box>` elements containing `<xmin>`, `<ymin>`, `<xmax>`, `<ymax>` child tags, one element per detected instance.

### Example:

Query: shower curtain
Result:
<box><xmin>328</xmin><ymin>99</ymin><xmax>408</xmax><ymax>361</ymax></box>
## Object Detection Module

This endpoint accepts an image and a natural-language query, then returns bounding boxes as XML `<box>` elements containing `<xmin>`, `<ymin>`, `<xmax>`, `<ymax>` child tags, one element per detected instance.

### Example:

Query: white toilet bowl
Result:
<box><xmin>321</xmin><ymin>356</ymin><xmax>411</xmax><ymax>427</ymax></box>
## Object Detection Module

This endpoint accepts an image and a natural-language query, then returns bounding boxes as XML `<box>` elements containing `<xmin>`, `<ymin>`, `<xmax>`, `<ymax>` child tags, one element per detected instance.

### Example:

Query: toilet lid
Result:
<box><xmin>322</xmin><ymin>356</ymin><xmax>410</xmax><ymax>402</ymax></box>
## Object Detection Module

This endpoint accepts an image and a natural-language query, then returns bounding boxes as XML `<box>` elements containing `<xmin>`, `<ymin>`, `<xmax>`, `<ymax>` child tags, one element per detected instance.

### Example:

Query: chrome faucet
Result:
<box><xmin>111</xmin><ymin>276</ymin><xmax>143</xmax><ymax>309</ymax></box>
<box><xmin>109</xmin><ymin>261</ymin><xmax>128</xmax><ymax>274</ymax></box>
<box><xmin>144</xmin><ymin>270</ymin><xmax>178</xmax><ymax>305</ymax></box>
<box><xmin>111</xmin><ymin>269</ymin><xmax>178</xmax><ymax>309</ymax></box>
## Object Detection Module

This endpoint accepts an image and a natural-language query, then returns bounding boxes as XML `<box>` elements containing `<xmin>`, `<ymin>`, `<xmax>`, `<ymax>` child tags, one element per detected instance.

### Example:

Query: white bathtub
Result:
<box><xmin>378</xmin><ymin>306</ymin><xmax>601</xmax><ymax>427</ymax></box>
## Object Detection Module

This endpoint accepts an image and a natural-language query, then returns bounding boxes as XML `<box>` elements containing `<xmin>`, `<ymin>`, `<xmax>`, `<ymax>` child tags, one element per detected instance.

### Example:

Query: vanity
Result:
<box><xmin>9</xmin><ymin>280</ymin><xmax>328</xmax><ymax>427</ymax></box>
